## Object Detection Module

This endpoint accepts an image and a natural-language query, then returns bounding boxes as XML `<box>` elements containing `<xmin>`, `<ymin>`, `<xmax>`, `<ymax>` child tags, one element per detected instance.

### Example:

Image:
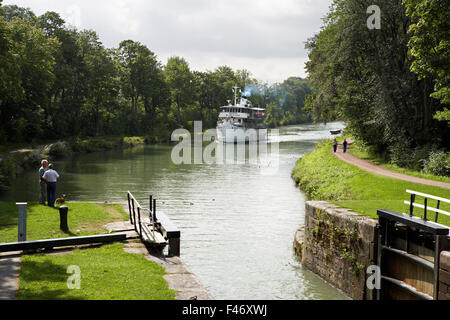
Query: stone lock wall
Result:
<box><xmin>295</xmin><ymin>201</ymin><xmax>378</xmax><ymax>300</ymax></box>
<box><xmin>439</xmin><ymin>251</ymin><xmax>450</xmax><ymax>300</ymax></box>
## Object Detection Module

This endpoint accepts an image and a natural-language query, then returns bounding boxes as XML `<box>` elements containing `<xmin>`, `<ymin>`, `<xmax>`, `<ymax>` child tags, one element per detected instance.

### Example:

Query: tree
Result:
<box><xmin>79</xmin><ymin>30</ymin><xmax>119</xmax><ymax>136</ymax></box>
<box><xmin>304</xmin><ymin>0</ymin><xmax>450</xmax><ymax>168</ymax></box>
<box><xmin>0</xmin><ymin>17</ymin><xmax>59</xmax><ymax>142</ymax></box>
<box><xmin>164</xmin><ymin>56</ymin><xmax>195</xmax><ymax>127</ymax></box>
<box><xmin>37</xmin><ymin>11</ymin><xmax>65</xmax><ymax>37</ymax></box>
<box><xmin>116</xmin><ymin>40</ymin><xmax>142</xmax><ymax>129</ymax></box>
<box><xmin>0</xmin><ymin>4</ymin><xmax>36</xmax><ymax>22</ymax></box>
<box><xmin>37</xmin><ymin>11</ymin><xmax>86</xmax><ymax>138</ymax></box>
<box><xmin>403</xmin><ymin>0</ymin><xmax>450</xmax><ymax>121</ymax></box>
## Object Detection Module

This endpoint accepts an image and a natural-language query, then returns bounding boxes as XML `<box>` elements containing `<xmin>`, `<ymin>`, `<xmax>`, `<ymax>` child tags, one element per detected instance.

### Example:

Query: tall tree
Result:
<box><xmin>0</xmin><ymin>17</ymin><xmax>59</xmax><ymax>142</ymax></box>
<box><xmin>79</xmin><ymin>30</ymin><xmax>118</xmax><ymax>136</ymax></box>
<box><xmin>305</xmin><ymin>0</ymin><xmax>449</xmax><ymax>161</ymax></box>
<box><xmin>116</xmin><ymin>40</ymin><xmax>142</xmax><ymax>130</ymax></box>
<box><xmin>403</xmin><ymin>0</ymin><xmax>450</xmax><ymax>121</ymax></box>
<box><xmin>0</xmin><ymin>4</ymin><xmax>36</xmax><ymax>22</ymax></box>
<box><xmin>164</xmin><ymin>56</ymin><xmax>195</xmax><ymax>127</ymax></box>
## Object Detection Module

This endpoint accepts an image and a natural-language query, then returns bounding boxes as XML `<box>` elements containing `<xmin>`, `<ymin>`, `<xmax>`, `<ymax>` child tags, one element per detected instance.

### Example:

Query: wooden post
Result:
<box><xmin>59</xmin><ymin>206</ymin><xmax>69</xmax><ymax>232</ymax></box>
<box><xmin>168</xmin><ymin>238</ymin><xmax>180</xmax><ymax>257</ymax></box>
<box><xmin>16</xmin><ymin>203</ymin><xmax>27</xmax><ymax>242</ymax></box>
<box><xmin>376</xmin><ymin>216</ymin><xmax>385</xmax><ymax>300</ymax></box>
<box><xmin>424</xmin><ymin>198</ymin><xmax>428</xmax><ymax>221</ymax></box>
<box><xmin>434</xmin><ymin>235</ymin><xmax>447</xmax><ymax>300</ymax></box>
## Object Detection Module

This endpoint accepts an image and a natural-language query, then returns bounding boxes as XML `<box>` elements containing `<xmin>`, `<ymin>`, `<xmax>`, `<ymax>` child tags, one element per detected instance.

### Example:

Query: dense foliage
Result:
<box><xmin>0</xmin><ymin>4</ymin><xmax>310</xmax><ymax>145</ymax></box>
<box><xmin>304</xmin><ymin>0</ymin><xmax>449</xmax><ymax>173</ymax></box>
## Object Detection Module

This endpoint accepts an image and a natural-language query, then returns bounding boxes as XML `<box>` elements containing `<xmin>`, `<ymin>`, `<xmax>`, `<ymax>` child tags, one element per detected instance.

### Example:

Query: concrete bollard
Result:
<box><xmin>17</xmin><ymin>202</ymin><xmax>27</xmax><ymax>242</ymax></box>
<box><xmin>59</xmin><ymin>206</ymin><xmax>69</xmax><ymax>232</ymax></box>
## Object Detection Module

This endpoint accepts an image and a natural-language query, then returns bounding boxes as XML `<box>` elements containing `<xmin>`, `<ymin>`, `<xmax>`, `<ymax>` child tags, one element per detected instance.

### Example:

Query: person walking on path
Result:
<box><xmin>343</xmin><ymin>139</ymin><xmax>348</xmax><ymax>153</ymax></box>
<box><xmin>333</xmin><ymin>138</ymin><xmax>338</xmax><ymax>153</ymax></box>
<box><xmin>43</xmin><ymin>164</ymin><xmax>60</xmax><ymax>207</ymax></box>
<box><xmin>39</xmin><ymin>160</ymin><xmax>48</xmax><ymax>205</ymax></box>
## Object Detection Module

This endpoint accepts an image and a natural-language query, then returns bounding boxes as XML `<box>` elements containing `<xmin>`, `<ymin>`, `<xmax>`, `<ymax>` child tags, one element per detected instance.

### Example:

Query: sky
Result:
<box><xmin>4</xmin><ymin>0</ymin><xmax>332</xmax><ymax>84</ymax></box>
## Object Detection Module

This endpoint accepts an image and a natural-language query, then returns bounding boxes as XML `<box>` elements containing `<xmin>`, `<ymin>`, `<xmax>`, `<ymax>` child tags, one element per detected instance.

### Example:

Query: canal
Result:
<box><xmin>1</xmin><ymin>122</ymin><xmax>348</xmax><ymax>300</ymax></box>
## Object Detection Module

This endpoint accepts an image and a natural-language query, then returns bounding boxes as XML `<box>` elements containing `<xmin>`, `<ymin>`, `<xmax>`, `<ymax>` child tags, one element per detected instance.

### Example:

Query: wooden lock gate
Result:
<box><xmin>376</xmin><ymin>190</ymin><xmax>450</xmax><ymax>300</ymax></box>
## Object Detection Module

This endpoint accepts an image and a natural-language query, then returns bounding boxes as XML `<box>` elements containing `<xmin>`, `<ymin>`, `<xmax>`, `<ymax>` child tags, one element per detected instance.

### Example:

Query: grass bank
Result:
<box><xmin>291</xmin><ymin>140</ymin><xmax>450</xmax><ymax>226</ymax></box>
<box><xmin>17</xmin><ymin>242</ymin><xmax>176</xmax><ymax>300</ymax></box>
<box><xmin>349</xmin><ymin>139</ymin><xmax>450</xmax><ymax>184</ymax></box>
<box><xmin>0</xmin><ymin>202</ymin><xmax>128</xmax><ymax>243</ymax></box>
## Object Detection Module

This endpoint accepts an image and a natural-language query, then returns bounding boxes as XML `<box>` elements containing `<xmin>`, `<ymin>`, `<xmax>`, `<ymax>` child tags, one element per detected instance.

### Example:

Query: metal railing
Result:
<box><xmin>404</xmin><ymin>190</ymin><xmax>450</xmax><ymax>222</ymax></box>
<box><xmin>126</xmin><ymin>191</ymin><xmax>181</xmax><ymax>256</ymax></box>
<box><xmin>127</xmin><ymin>191</ymin><xmax>157</xmax><ymax>241</ymax></box>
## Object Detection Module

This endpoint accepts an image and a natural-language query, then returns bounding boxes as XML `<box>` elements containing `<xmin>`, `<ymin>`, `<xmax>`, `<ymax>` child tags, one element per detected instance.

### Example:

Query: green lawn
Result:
<box><xmin>291</xmin><ymin>140</ymin><xmax>450</xmax><ymax>225</ymax></box>
<box><xmin>17</xmin><ymin>242</ymin><xmax>176</xmax><ymax>300</ymax></box>
<box><xmin>0</xmin><ymin>202</ymin><xmax>129</xmax><ymax>243</ymax></box>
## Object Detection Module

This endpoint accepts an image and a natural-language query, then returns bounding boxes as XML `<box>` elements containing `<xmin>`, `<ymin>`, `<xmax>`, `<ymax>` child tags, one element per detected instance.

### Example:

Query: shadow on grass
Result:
<box><xmin>61</xmin><ymin>229</ymin><xmax>78</xmax><ymax>237</ymax></box>
<box><xmin>18</xmin><ymin>258</ymin><xmax>84</xmax><ymax>300</ymax></box>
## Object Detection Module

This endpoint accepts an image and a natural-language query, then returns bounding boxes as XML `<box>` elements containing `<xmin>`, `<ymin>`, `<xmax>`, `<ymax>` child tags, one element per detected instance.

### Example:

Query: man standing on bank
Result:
<box><xmin>333</xmin><ymin>138</ymin><xmax>338</xmax><ymax>153</ymax></box>
<box><xmin>343</xmin><ymin>139</ymin><xmax>348</xmax><ymax>153</ymax></box>
<box><xmin>39</xmin><ymin>160</ymin><xmax>48</xmax><ymax>205</ymax></box>
<box><xmin>43</xmin><ymin>163</ymin><xmax>60</xmax><ymax>207</ymax></box>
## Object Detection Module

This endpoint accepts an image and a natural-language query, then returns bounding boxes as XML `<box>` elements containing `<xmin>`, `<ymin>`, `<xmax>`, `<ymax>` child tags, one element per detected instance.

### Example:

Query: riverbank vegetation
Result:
<box><xmin>349</xmin><ymin>139</ymin><xmax>450</xmax><ymax>184</ymax></box>
<box><xmin>304</xmin><ymin>0</ymin><xmax>450</xmax><ymax>176</ymax></box>
<box><xmin>0</xmin><ymin>202</ymin><xmax>129</xmax><ymax>243</ymax></box>
<box><xmin>17</xmin><ymin>242</ymin><xmax>175</xmax><ymax>300</ymax></box>
<box><xmin>0</xmin><ymin>2</ymin><xmax>311</xmax><ymax>147</ymax></box>
<box><xmin>291</xmin><ymin>140</ymin><xmax>450</xmax><ymax>226</ymax></box>
<box><xmin>0</xmin><ymin>136</ymin><xmax>145</xmax><ymax>189</ymax></box>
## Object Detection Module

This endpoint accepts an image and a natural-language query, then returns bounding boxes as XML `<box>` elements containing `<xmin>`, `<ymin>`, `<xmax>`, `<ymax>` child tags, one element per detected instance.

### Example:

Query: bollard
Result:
<box><xmin>168</xmin><ymin>238</ymin><xmax>180</xmax><ymax>257</ymax></box>
<box><xmin>17</xmin><ymin>203</ymin><xmax>27</xmax><ymax>242</ymax></box>
<box><xmin>59</xmin><ymin>206</ymin><xmax>69</xmax><ymax>232</ymax></box>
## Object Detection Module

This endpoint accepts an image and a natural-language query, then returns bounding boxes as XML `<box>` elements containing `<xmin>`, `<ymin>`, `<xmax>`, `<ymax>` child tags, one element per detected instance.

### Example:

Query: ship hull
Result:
<box><xmin>216</xmin><ymin>127</ymin><xmax>268</xmax><ymax>143</ymax></box>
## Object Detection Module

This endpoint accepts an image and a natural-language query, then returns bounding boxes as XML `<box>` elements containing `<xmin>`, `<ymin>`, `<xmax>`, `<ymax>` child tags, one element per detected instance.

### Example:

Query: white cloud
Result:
<box><xmin>3</xmin><ymin>0</ymin><xmax>331</xmax><ymax>83</ymax></box>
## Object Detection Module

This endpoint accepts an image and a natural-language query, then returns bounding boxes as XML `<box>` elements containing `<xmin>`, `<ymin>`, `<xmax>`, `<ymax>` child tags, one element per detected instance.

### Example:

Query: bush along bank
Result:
<box><xmin>0</xmin><ymin>136</ymin><xmax>148</xmax><ymax>190</ymax></box>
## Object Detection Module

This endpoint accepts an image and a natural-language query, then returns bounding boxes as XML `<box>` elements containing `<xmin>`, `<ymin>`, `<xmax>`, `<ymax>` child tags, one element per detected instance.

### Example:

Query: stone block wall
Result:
<box><xmin>296</xmin><ymin>201</ymin><xmax>378</xmax><ymax>300</ymax></box>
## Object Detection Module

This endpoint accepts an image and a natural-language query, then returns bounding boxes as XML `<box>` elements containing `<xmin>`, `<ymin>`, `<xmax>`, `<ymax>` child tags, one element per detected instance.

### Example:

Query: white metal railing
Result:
<box><xmin>404</xmin><ymin>190</ymin><xmax>450</xmax><ymax>222</ymax></box>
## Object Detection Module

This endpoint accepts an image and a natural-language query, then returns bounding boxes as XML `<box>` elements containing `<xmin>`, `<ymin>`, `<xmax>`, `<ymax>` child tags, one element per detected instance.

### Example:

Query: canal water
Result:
<box><xmin>1</xmin><ymin>122</ymin><xmax>348</xmax><ymax>300</ymax></box>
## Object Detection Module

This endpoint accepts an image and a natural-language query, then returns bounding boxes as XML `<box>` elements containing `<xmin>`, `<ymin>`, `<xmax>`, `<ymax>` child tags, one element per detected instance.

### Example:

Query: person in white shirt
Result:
<box><xmin>43</xmin><ymin>164</ymin><xmax>60</xmax><ymax>207</ymax></box>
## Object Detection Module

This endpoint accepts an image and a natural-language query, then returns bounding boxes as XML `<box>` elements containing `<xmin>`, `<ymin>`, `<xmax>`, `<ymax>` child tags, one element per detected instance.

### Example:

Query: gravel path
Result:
<box><xmin>332</xmin><ymin>140</ymin><xmax>450</xmax><ymax>190</ymax></box>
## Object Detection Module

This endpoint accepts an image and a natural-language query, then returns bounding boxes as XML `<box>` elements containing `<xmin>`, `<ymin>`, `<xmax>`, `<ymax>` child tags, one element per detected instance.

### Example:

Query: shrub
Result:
<box><xmin>48</xmin><ymin>141</ymin><xmax>70</xmax><ymax>158</ymax></box>
<box><xmin>423</xmin><ymin>151</ymin><xmax>450</xmax><ymax>177</ymax></box>
<box><xmin>0</xmin><ymin>157</ymin><xmax>15</xmax><ymax>189</ymax></box>
<box><xmin>123</xmin><ymin>137</ymin><xmax>145</xmax><ymax>147</ymax></box>
<box><xmin>21</xmin><ymin>150</ymin><xmax>42</xmax><ymax>169</ymax></box>
<box><xmin>389</xmin><ymin>142</ymin><xmax>436</xmax><ymax>171</ymax></box>
<box><xmin>389</xmin><ymin>142</ymin><xmax>415</xmax><ymax>168</ymax></box>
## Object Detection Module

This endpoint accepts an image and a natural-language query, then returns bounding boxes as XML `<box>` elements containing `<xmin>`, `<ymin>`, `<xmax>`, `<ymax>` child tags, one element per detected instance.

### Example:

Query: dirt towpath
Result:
<box><xmin>332</xmin><ymin>139</ymin><xmax>450</xmax><ymax>190</ymax></box>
